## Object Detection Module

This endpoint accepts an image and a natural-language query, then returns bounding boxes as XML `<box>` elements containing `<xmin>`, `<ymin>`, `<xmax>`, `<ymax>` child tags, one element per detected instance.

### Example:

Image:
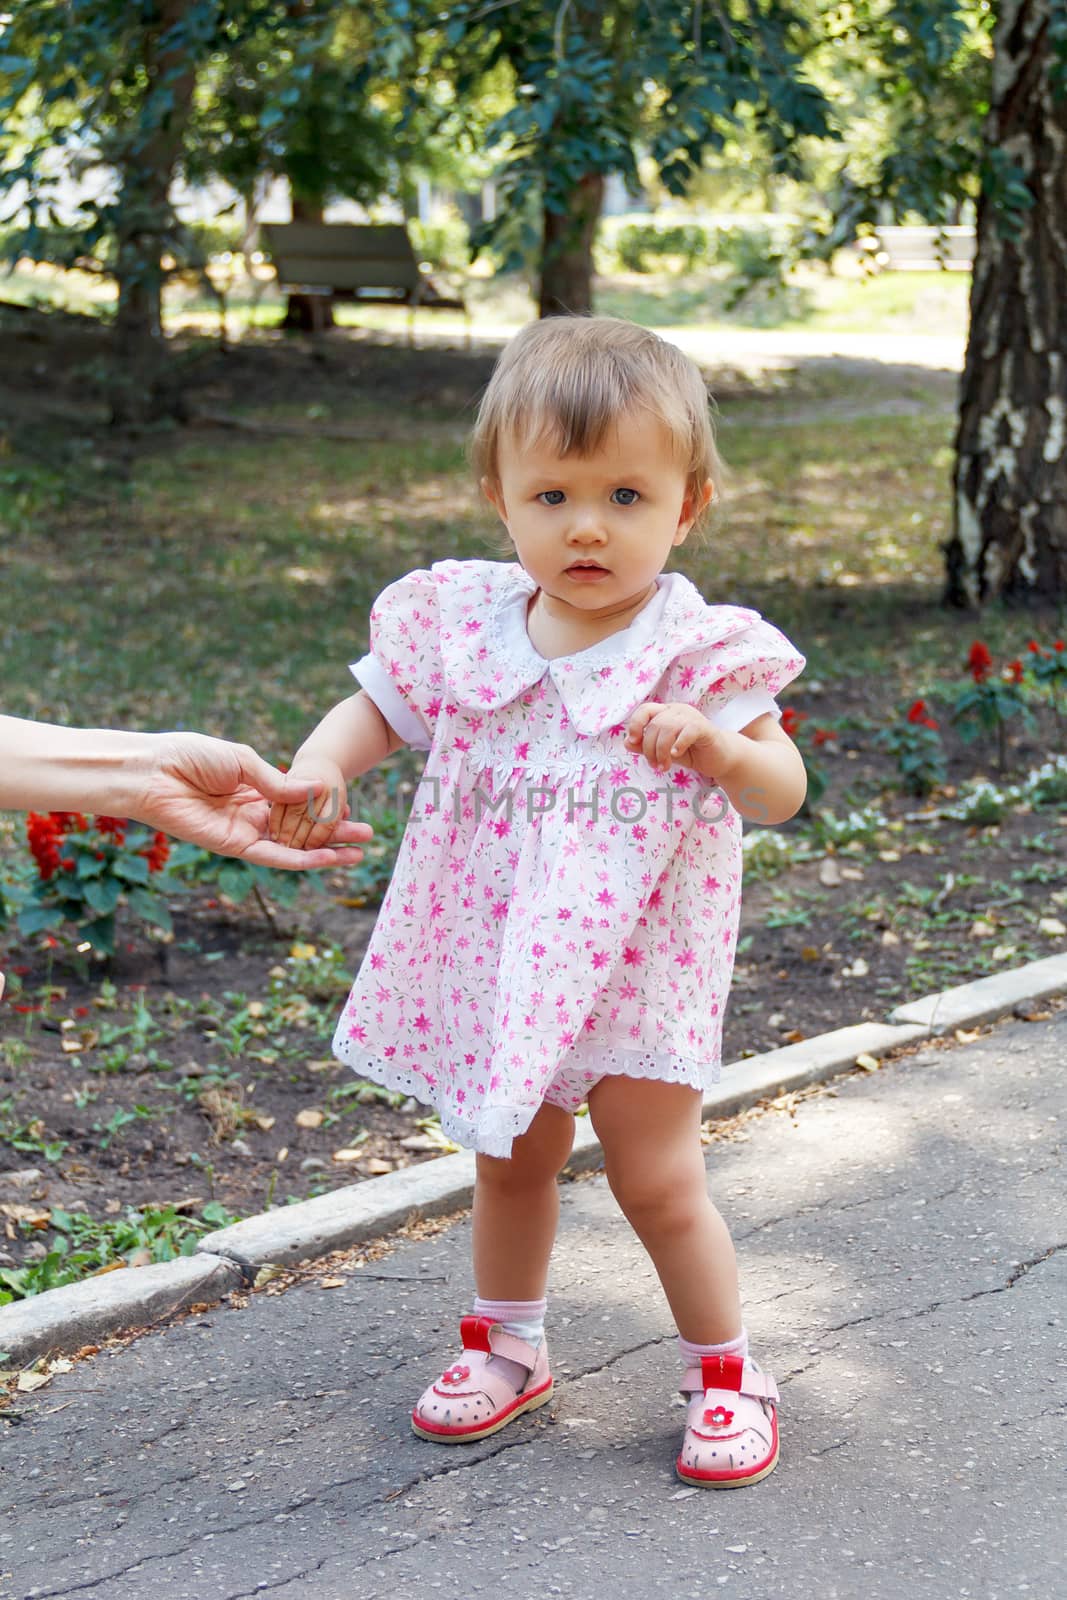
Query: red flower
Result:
<box><xmin>1056</xmin><ymin>640</ymin><xmax>1065</xmax><ymax>652</ymax></box>
<box><xmin>94</xmin><ymin>815</ymin><xmax>128</xmax><ymax>843</ymax></box>
<box><xmin>26</xmin><ymin>813</ymin><xmax>62</xmax><ymax>880</ymax></box>
<box><xmin>1006</xmin><ymin>658</ymin><xmax>1024</xmax><ymax>684</ymax></box>
<box><xmin>781</xmin><ymin>707</ymin><xmax>808</xmax><ymax>739</ymax></box>
<box><xmin>907</xmin><ymin>699</ymin><xmax>939</xmax><ymax>731</ymax></box>
<box><xmin>52</xmin><ymin>811</ymin><xmax>87</xmax><ymax>833</ymax></box>
<box><xmin>967</xmin><ymin>641</ymin><xmax>993</xmax><ymax>683</ymax></box>
<box><xmin>1028</xmin><ymin>640</ymin><xmax>1043</xmax><ymax>655</ymax></box>
<box><xmin>812</xmin><ymin>728</ymin><xmax>837</xmax><ymax>746</ymax></box>
<box><xmin>145</xmin><ymin>831</ymin><xmax>170</xmax><ymax>873</ymax></box>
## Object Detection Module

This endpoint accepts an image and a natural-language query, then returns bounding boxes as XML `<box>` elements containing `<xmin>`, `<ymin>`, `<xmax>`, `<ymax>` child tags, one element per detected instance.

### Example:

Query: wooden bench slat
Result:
<box><xmin>258</xmin><ymin>222</ymin><xmax>468</xmax><ymax>327</ymax></box>
<box><xmin>270</xmin><ymin>257</ymin><xmax>423</xmax><ymax>292</ymax></box>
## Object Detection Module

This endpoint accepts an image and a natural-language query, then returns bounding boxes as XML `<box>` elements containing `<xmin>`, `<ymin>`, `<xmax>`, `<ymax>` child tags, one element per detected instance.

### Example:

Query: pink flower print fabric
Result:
<box><xmin>333</xmin><ymin>559</ymin><xmax>805</xmax><ymax>1157</ymax></box>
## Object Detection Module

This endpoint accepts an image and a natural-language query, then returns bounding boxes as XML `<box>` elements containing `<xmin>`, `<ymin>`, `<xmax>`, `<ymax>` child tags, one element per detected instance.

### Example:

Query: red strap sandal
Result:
<box><xmin>411</xmin><ymin>1315</ymin><xmax>554</xmax><ymax>1443</ymax></box>
<box><xmin>676</xmin><ymin>1351</ymin><xmax>780</xmax><ymax>1488</ymax></box>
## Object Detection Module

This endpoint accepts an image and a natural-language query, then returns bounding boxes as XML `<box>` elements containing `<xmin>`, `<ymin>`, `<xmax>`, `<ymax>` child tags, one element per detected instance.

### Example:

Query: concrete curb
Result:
<box><xmin>887</xmin><ymin>953</ymin><xmax>1067</xmax><ymax>1033</ymax></box>
<box><xmin>3</xmin><ymin>957</ymin><xmax>1065</xmax><ymax>1367</ymax></box>
<box><xmin>0</xmin><ymin>1254</ymin><xmax>245</xmax><ymax>1368</ymax></box>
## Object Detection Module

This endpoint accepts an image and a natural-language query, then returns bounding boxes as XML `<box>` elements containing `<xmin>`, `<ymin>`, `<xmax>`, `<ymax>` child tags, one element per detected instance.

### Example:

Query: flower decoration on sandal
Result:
<box><xmin>703</xmin><ymin>1405</ymin><xmax>735</xmax><ymax>1429</ymax></box>
<box><xmin>440</xmin><ymin>1364</ymin><xmax>471</xmax><ymax>1386</ymax></box>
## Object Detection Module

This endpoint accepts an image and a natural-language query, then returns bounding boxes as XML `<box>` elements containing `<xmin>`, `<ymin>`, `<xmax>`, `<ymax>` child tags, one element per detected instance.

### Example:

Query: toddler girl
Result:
<box><xmin>271</xmin><ymin>316</ymin><xmax>806</xmax><ymax>1488</ymax></box>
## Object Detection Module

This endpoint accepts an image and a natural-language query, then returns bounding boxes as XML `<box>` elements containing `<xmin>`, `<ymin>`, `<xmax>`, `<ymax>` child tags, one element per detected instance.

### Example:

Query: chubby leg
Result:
<box><xmin>587</xmin><ymin>1078</ymin><xmax>779</xmax><ymax>1486</ymax></box>
<box><xmin>472</xmin><ymin>1099</ymin><xmax>576</xmax><ymax>1300</ymax></box>
<box><xmin>586</xmin><ymin>1077</ymin><xmax>742</xmax><ymax>1343</ymax></box>
<box><xmin>412</xmin><ymin>1101</ymin><xmax>574</xmax><ymax>1443</ymax></box>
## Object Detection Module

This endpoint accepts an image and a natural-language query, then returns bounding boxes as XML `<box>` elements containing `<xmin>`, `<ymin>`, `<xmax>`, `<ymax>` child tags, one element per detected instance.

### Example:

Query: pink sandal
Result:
<box><xmin>411</xmin><ymin>1314</ymin><xmax>554</xmax><ymax>1443</ymax></box>
<box><xmin>676</xmin><ymin>1351</ymin><xmax>780</xmax><ymax>1488</ymax></box>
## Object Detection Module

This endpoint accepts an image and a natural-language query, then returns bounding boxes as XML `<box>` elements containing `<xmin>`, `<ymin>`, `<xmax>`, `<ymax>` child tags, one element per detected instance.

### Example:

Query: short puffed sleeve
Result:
<box><xmin>349</xmin><ymin>569</ymin><xmax>444</xmax><ymax>753</ymax></box>
<box><xmin>668</xmin><ymin>613</ymin><xmax>806</xmax><ymax>734</ymax></box>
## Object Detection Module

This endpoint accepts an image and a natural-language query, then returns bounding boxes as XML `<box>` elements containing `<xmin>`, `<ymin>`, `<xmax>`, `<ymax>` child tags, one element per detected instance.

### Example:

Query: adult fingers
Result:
<box><xmin>243</xmin><ymin>839</ymin><xmax>367</xmax><ymax>871</ymax></box>
<box><xmin>235</xmin><ymin>745</ymin><xmax>324</xmax><ymax>808</ymax></box>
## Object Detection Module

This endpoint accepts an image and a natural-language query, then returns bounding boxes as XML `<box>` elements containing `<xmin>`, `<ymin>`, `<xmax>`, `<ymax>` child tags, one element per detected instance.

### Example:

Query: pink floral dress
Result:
<box><xmin>332</xmin><ymin>559</ymin><xmax>805</xmax><ymax>1156</ymax></box>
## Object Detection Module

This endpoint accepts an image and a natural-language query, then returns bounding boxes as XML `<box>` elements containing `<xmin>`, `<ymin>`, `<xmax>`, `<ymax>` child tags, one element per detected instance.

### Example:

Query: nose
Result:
<box><xmin>567</xmin><ymin>504</ymin><xmax>608</xmax><ymax>544</ymax></box>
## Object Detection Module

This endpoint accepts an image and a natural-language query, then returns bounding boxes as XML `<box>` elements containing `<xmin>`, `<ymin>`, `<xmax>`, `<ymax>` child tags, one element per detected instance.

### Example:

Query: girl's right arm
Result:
<box><xmin>269</xmin><ymin>690</ymin><xmax>407</xmax><ymax>850</ymax></box>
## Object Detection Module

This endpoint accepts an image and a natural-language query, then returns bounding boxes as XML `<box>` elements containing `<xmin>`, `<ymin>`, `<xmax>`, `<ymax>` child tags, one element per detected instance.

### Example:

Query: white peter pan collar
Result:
<box><xmin>434</xmin><ymin>560</ymin><xmax>761</xmax><ymax>736</ymax></box>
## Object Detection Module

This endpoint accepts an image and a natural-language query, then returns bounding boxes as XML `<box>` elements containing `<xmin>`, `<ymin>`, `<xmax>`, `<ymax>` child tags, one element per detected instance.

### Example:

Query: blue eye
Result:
<box><xmin>539</xmin><ymin>490</ymin><xmax>565</xmax><ymax>506</ymax></box>
<box><xmin>611</xmin><ymin>488</ymin><xmax>640</xmax><ymax>506</ymax></box>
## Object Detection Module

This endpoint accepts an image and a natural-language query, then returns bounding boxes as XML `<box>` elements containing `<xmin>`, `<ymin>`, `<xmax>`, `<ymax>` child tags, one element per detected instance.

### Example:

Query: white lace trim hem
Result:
<box><xmin>331</xmin><ymin>1032</ymin><xmax>721</xmax><ymax>1157</ymax></box>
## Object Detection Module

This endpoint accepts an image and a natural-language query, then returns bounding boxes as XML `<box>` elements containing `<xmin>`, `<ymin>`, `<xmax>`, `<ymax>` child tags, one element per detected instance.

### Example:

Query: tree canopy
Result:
<box><xmin>1</xmin><ymin>0</ymin><xmax>1064</xmax><ymax>600</ymax></box>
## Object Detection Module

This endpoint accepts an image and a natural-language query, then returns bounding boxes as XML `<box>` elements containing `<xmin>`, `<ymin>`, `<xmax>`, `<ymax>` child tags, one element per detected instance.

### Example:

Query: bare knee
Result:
<box><xmin>476</xmin><ymin>1104</ymin><xmax>574</xmax><ymax>1191</ymax></box>
<box><xmin>606</xmin><ymin>1165</ymin><xmax>708</xmax><ymax>1241</ymax></box>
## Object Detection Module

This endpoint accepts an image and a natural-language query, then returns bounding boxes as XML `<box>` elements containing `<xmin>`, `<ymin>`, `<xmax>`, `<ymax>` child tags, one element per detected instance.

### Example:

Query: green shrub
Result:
<box><xmin>0</xmin><ymin>1201</ymin><xmax>236</xmax><ymax>1303</ymax></box>
<box><xmin>614</xmin><ymin>222</ymin><xmax>710</xmax><ymax>273</ymax></box>
<box><xmin>874</xmin><ymin>699</ymin><xmax>947</xmax><ymax>797</ymax></box>
<box><xmin>410</xmin><ymin>216</ymin><xmax>472</xmax><ymax>274</ymax></box>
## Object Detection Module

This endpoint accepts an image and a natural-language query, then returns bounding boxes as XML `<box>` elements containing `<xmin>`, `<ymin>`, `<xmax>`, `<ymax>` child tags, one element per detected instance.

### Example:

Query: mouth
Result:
<box><xmin>566</xmin><ymin>561</ymin><xmax>609</xmax><ymax>574</ymax></box>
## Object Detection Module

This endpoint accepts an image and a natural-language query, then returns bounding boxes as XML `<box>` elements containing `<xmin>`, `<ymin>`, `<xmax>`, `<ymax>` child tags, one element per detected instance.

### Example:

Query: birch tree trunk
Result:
<box><xmin>945</xmin><ymin>0</ymin><xmax>1067</xmax><ymax>606</ymax></box>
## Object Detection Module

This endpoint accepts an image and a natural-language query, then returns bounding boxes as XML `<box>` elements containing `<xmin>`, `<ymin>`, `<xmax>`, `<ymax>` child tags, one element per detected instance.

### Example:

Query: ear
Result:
<box><xmin>481</xmin><ymin>476</ymin><xmax>510</xmax><ymax>529</ymax></box>
<box><xmin>674</xmin><ymin>478</ymin><xmax>714</xmax><ymax>544</ymax></box>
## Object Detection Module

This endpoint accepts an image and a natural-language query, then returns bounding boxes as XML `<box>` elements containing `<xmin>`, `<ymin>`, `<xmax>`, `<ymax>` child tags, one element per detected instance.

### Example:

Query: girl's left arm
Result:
<box><xmin>698</xmin><ymin>714</ymin><xmax>807</xmax><ymax>825</ymax></box>
<box><xmin>626</xmin><ymin>705</ymin><xmax>806</xmax><ymax>825</ymax></box>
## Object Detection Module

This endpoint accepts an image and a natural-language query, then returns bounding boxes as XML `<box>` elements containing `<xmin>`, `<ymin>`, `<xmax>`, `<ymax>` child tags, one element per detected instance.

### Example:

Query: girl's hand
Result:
<box><xmin>138</xmin><ymin>734</ymin><xmax>371</xmax><ymax>869</ymax></box>
<box><xmin>269</xmin><ymin>759</ymin><xmax>353</xmax><ymax>853</ymax></box>
<box><xmin>625</xmin><ymin>701</ymin><xmax>730</xmax><ymax>777</ymax></box>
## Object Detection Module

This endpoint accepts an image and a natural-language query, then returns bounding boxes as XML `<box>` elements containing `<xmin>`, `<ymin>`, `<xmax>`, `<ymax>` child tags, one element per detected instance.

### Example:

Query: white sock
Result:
<box><xmin>473</xmin><ymin>1296</ymin><xmax>546</xmax><ymax>1391</ymax></box>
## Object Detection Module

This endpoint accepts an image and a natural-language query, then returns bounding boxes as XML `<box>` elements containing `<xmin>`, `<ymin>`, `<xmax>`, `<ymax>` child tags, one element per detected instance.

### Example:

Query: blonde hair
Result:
<box><xmin>471</xmin><ymin>316</ymin><xmax>722</xmax><ymax>530</ymax></box>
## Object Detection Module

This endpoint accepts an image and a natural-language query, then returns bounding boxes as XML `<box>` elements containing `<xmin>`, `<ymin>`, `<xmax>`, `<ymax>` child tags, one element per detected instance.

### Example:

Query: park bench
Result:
<box><xmin>854</xmin><ymin>224</ymin><xmax>975</xmax><ymax>271</ymax></box>
<box><xmin>258</xmin><ymin>222</ymin><xmax>470</xmax><ymax>340</ymax></box>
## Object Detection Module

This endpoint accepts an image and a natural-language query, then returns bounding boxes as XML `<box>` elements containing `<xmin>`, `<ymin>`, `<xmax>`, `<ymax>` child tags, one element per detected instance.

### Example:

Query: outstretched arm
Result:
<box><xmin>0</xmin><ymin>715</ymin><xmax>372</xmax><ymax>869</ymax></box>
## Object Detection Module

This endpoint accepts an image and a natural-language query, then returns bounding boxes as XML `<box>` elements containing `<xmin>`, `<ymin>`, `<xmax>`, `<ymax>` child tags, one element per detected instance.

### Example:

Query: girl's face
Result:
<box><xmin>482</xmin><ymin>409</ymin><xmax>712</xmax><ymax>628</ymax></box>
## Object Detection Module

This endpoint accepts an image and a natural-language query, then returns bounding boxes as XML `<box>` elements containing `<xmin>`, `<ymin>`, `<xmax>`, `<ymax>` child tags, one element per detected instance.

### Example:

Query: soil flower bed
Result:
<box><xmin>3</xmin><ymin>693</ymin><xmax>1065</xmax><ymax>1299</ymax></box>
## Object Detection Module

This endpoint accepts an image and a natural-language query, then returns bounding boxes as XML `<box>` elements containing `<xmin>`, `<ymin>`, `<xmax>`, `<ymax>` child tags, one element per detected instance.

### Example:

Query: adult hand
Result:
<box><xmin>133</xmin><ymin>732</ymin><xmax>372</xmax><ymax>869</ymax></box>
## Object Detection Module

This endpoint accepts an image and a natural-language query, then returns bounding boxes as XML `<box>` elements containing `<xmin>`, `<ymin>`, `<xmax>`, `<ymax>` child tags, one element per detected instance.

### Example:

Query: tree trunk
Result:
<box><xmin>282</xmin><ymin>194</ymin><xmax>336</xmax><ymax>332</ymax></box>
<box><xmin>111</xmin><ymin>0</ymin><xmax>197</xmax><ymax>426</ymax></box>
<box><xmin>539</xmin><ymin>173</ymin><xmax>605</xmax><ymax>317</ymax></box>
<box><xmin>944</xmin><ymin>0</ymin><xmax>1067</xmax><ymax>607</ymax></box>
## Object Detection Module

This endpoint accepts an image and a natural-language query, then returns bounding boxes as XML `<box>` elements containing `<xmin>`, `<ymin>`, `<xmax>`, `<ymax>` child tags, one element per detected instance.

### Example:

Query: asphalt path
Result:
<box><xmin>3</xmin><ymin>1008</ymin><xmax>1064</xmax><ymax>1600</ymax></box>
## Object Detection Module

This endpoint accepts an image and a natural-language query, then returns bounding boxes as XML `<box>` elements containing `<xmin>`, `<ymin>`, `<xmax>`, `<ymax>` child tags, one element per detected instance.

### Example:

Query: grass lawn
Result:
<box><xmin>1</xmin><ymin>253</ymin><xmax>972</xmax><ymax>345</ymax></box>
<box><xmin>0</xmin><ymin>325</ymin><xmax>1026</xmax><ymax>753</ymax></box>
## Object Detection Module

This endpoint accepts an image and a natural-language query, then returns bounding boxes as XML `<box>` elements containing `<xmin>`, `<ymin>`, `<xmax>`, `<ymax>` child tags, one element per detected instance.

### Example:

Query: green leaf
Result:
<box><xmin>82</xmin><ymin>914</ymin><xmax>116</xmax><ymax>956</ymax></box>
<box><xmin>127</xmin><ymin>888</ymin><xmax>172</xmax><ymax>932</ymax></box>
<box><xmin>17</xmin><ymin>904</ymin><xmax>66</xmax><ymax>935</ymax></box>
<box><xmin>114</xmin><ymin>855</ymin><xmax>150</xmax><ymax>885</ymax></box>
<box><xmin>83</xmin><ymin>877</ymin><xmax>122</xmax><ymax>916</ymax></box>
<box><xmin>218</xmin><ymin>862</ymin><xmax>254</xmax><ymax>901</ymax></box>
